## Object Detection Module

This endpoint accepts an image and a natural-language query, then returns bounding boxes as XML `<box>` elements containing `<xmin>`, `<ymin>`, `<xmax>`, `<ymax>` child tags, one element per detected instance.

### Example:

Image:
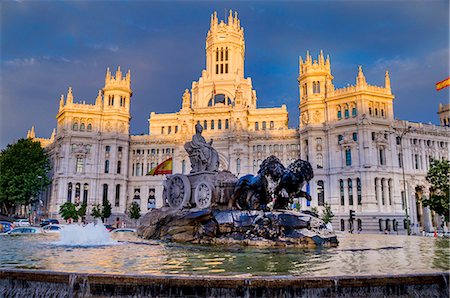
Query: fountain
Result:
<box><xmin>138</xmin><ymin>123</ymin><xmax>338</xmax><ymax>248</ymax></box>
<box><xmin>0</xmin><ymin>126</ymin><xmax>448</xmax><ymax>297</ymax></box>
<box><xmin>55</xmin><ymin>220</ymin><xmax>117</xmax><ymax>246</ymax></box>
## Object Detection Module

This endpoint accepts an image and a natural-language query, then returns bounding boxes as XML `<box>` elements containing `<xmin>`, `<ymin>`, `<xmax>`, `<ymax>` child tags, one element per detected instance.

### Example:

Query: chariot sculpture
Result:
<box><xmin>163</xmin><ymin>123</ymin><xmax>313</xmax><ymax>210</ymax></box>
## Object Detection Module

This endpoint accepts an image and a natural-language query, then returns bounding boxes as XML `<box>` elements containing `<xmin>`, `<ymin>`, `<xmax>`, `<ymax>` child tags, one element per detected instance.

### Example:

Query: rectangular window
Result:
<box><xmin>345</xmin><ymin>149</ymin><xmax>352</xmax><ymax>166</ymax></box>
<box><xmin>398</xmin><ymin>153</ymin><xmax>403</xmax><ymax>168</ymax></box>
<box><xmin>105</xmin><ymin>160</ymin><xmax>110</xmax><ymax>173</ymax></box>
<box><xmin>117</xmin><ymin>161</ymin><xmax>121</xmax><ymax>174</ymax></box>
<box><xmin>339</xmin><ymin>180</ymin><xmax>345</xmax><ymax>206</ymax></box>
<box><xmin>76</xmin><ymin>157</ymin><xmax>84</xmax><ymax>173</ymax></box>
<box><xmin>215</xmin><ymin>64</ymin><xmax>218</xmax><ymax>74</ymax></box>
<box><xmin>262</xmin><ymin>121</ymin><xmax>266</xmax><ymax>130</ymax></box>
<box><xmin>220</xmin><ymin>64</ymin><xmax>223</xmax><ymax>74</ymax></box>
<box><xmin>106</xmin><ymin>146</ymin><xmax>111</xmax><ymax>152</ymax></box>
<box><xmin>379</xmin><ymin>148</ymin><xmax>385</xmax><ymax>165</ymax></box>
<box><xmin>102</xmin><ymin>184</ymin><xmax>108</xmax><ymax>205</ymax></box>
<box><xmin>115</xmin><ymin>185</ymin><xmax>120</xmax><ymax>207</ymax></box>
<box><xmin>352</xmin><ymin>133</ymin><xmax>358</xmax><ymax>141</ymax></box>
<box><xmin>225</xmin><ymin>64</ymin><xmax>228</xmax><ymax>73</ymax></box>
<box><xmin>255</xmin><ymin>122</ymin><xmax>259</xmax><ymax>131</ymax></box>
<box><xmin>148</xmin><ymin>188</ymin><xmax>156</xmax><ymax>210</ymax></box>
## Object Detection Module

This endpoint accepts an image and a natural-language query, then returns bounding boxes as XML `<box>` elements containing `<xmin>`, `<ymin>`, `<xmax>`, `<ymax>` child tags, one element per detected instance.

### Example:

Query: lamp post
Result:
<box><xmin>391</xmin><ymin>125</ymin><xmax>413</xmax><ymax>235</ymax></box>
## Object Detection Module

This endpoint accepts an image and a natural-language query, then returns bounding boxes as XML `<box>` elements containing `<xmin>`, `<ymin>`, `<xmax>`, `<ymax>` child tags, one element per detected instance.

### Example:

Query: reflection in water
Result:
<box><xmin>0</xmin><ymin>233</ymin><xmax>448</xmax><ymax>276</ymax></box>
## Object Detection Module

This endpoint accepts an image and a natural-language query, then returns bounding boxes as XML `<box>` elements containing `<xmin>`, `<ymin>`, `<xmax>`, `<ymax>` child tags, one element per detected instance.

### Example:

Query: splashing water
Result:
<box><xmin>55</xmin><ymin>220</ymin><xmax>118</xmax><ymax>246</ymax></box>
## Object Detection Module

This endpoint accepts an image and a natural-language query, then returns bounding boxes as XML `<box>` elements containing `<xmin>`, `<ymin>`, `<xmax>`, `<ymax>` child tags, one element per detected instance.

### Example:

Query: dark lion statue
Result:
<box><xmin>273</xmin><ymin>159</ymin><xmax>314</xmax><ymax>209</ymax></box>
<box><xmin>229</xmin><ymin>156</ymin><xmax>314</xmax><ymax>210</ymax></box>
<box><xmin>229</xmin><ymin>156</ymin><xmax>285</xmax><ymax>210</ymax></box>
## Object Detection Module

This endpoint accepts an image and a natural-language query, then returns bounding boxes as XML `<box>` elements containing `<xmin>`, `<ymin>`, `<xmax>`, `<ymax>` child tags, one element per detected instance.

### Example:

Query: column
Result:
<box><xmin>376</xmin><ymin>178</ymin><xmax>382</xmax><ymax>212</ymax></box>
<box><xmin>382</xmin><ymin>178</ymin><xmax>388</xmax><ymax>213</ymax></box>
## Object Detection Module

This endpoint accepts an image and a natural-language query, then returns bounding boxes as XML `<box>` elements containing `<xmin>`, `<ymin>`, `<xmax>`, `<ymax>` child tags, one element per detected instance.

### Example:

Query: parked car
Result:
<box><xmin>104</xmin><ymin>224</ymin><xmax>116</xmax><ymax>232</ymax></box>
<box><xmin>0</xmin><ymin>221</ymin><xmax>14</xmax><ymax>234</ymax></box>
<box><xmin>40</xmin><ymin>219</ymin><xmax>60</xmax><ymax>227</ymax></box>
<box><xmin>8</xmin><ymin>227</ymin><xmax>43</xmax><ymax>234</ymax></box>
<box><xmin>13</xmin><ymin>219</ymin><xmax>30</xmax><ymax>227</ymax></box>
<box><xmin>42</xmin><ymin>224</ymin><xmax>63</xmax><ymax>233</ymax></box>
<box><xmin>111</xmin><ymin>228</ymin><xmax>136</xmax><ymax>233</ymax></box>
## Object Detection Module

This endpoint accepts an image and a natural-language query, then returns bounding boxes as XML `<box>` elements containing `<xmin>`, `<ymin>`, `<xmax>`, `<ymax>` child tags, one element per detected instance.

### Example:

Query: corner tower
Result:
<box><xmin>298</xmin><ymin>51</ymin><xmax>333</xmax><ymax>127</ymax></box>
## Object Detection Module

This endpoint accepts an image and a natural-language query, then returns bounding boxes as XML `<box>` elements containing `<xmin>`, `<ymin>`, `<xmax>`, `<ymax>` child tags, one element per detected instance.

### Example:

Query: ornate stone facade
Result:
<box><xmin>30</xmin><ymin>10</ymin><xmax>449</xmax><ymax>233</ymax></box>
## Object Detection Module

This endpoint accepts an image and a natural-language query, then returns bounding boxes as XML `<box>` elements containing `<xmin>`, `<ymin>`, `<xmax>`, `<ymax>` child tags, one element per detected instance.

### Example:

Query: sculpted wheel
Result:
<box><xmin>166</xmin><ymin>174</ymin><xmax>191</xmax><ymax>209</ymax></box>
<box><xmin>194</xmin><ymin>181</ymin><xmax>213</xmax><ymax>209</ymax></box>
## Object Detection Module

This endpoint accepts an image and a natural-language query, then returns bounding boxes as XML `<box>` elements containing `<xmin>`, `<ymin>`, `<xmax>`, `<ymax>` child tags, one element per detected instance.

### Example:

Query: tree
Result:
<box><xmin>128</xmin><ymin>201</ymin><xmax>141</xmax><ymax>227</ymax></box>
<box><xmin>101</xmin><ymin>200</ymin><xmax>112</xmax><ymax>223</ymax></box>
<box><xmin>321</xmin><ymin>202</ymin><xmax>335</xmax><ymax>224</ymax></box>
<box><xmin>59</xmin><ymin>202</ymin><xmax>87</xmax><ymax>223</ymax></box>
<box><xmin>0</xmin><ymin>138</ymin><xmax>51</xmax><ymax>214</ymax></box>
<box><xmin>424</xmin><ymin>159</ymin><xmax>450</xmax><ymax>222</ymax></box>
<box><xmin>91</xmin><ymin>204</ymin><xmax>102</xmax><ymax>219</ymax></box>
<box><xmin>59</xmin><ymin>202</ymin><xmax>79</xmax><ymax>222</ymax></box>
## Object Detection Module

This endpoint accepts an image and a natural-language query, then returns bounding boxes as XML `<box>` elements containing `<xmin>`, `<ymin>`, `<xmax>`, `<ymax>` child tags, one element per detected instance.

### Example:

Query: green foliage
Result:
<box><xmin>0</xmin><ymin>138</ymin><xmax>51</xmax><ymax>212</ymax></box>
<box><xmin>101</xmin><ymin>199</ymin><xmax>112</xmax><ymax>222</ymax></box>
<box><xmin>91</xmin><ymin>204</ymin><xmax>102</xmax><ymax>219</ymax></box>
<box><xmin>424</xmin><ymin>159</ymin><xmax>450</xmax><ymax>221</ymax></box>
<box><xmin>128</xmin><ymin>201</ymin><xmax>141</xmax><ymax>220</ymax></box>
<box><xmin>310</xmin><ymin>207</ymin><xmax>319</xmax><ymax>217</ymax></box>
<box><xmin>59</xmin><ymin>202</ymin><xmax>79</xmax><ymax>222</ymax></box>
<box><xmin>78</xmin><ymin>203</ymin><xmax>87</xmax><ymax>218</ymax></box>
<box><xmin>321</xmin><ymin>202</ymin><xmax>335</xmax><ymax>224</ymax></box>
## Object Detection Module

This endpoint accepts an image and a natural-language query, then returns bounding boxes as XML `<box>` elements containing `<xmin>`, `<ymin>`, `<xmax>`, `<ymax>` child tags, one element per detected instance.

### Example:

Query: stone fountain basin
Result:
<box><xmin>1</xmin><ymin>269</ymin><xmax>448</xmax><ymax>298</ymax></box>
<box><xmin>138</xmin><ymin>208</ymin><xmax>338</xmax><ymax>248</ymax></box>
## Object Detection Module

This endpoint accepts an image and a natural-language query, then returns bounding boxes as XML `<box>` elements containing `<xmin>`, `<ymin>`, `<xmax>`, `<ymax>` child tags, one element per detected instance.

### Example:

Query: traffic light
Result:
<box><xmin>349</xmin><ymin>210</ymin><xmax>355</xmax><ymax>221</ymax></box>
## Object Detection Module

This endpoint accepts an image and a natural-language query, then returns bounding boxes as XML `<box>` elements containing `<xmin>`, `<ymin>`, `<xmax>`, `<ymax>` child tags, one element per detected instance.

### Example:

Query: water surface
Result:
<box><xmin>1</xmin><ymin>233</ymin><xmax>448</xmax><ymax>277</ymax></box>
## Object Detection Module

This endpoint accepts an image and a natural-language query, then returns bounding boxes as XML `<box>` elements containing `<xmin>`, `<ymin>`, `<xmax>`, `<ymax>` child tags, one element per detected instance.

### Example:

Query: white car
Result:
<box><xmin>13</xmin><ymin>219</ymin><xmax>30</xmax><ymax>227</ymax></box>
<box><xmin>111</xmin><ymin>228</ymin><xmax>136</xmax><ymax>233</ymax></box>
<box><xmin>42</xmin><ymin>224</ymin><xmax>64</xmax><ymax>233</ymax></box>
<box><xmin>8</xmin><ymin>227</ymin><xmax>43</xmax><ymax>234</ymax></box>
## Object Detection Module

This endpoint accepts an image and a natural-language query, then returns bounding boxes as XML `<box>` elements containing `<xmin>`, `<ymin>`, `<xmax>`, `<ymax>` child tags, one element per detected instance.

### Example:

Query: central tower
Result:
<box><xmin>190</xmin><ymin>10</ymin><xmax>256</xmax><ymax>109</ymax></box>
<box><xmin>206</xmin><ymin>11</ymin><xmax>245</xmax><ymax>80</ymax></box>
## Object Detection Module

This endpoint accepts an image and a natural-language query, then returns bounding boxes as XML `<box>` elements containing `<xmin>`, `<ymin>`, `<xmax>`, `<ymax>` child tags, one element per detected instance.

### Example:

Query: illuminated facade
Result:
<box><xmin>30</xmin><ymin>11</ymin><xmax>449</xmax><ymax>233</ymax></box>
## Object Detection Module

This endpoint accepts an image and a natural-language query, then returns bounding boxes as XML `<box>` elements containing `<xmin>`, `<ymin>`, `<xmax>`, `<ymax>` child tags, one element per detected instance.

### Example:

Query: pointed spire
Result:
<box><xmin>228</xmin><ymin>9</ymin><xmax>233</xmax><ymax>25</ymax></box>
<box><xmin>105</xmin><ymin>67</ymin><xmax>111</xmax><ymax>81</ymax></box>
<box><xmin>356</xmin><ymin>66</ymin><xmax>366</xmax><ymax>86</ymax></box>
<box><xmin>27</xmin><ymin>126</ymin><xmax>36</xmax><ymax>139</ymax></box>
<box><xmin>50</xmin><ymin>128</ymin><xmax>56</xmax><ymax>141</ymax></box>
<box><xmin>385</xmin><ymin>70</ymin><xmax>391</xmax><ymax>92</ymax></box>
<box><xmin>116</xmin><ymin>66</ymin><xmax>122</xmax><ymax>80</ymax></box>
<box><xmin>96</xmin><ymin>90</ymin><xmax>103</xmax><ymax>106</ymax></box>
<box><xmin>319</xmin><ymin>50</ymin><xmax>324</xmax><ymax>65</ymax></box>
<box><xmin>67</xmin><ymin>87</ymin><xmax>73</xmax><ymax>104</ymax></box>
<box><xmin>126</xmin><ymin>69</ymin><xmax>131</xmax><ymax>82</ymax></box>
<box><xmin>59</xmin><ymin>94</ymin><xmax>64</xmax><ymax>110</ymax></box>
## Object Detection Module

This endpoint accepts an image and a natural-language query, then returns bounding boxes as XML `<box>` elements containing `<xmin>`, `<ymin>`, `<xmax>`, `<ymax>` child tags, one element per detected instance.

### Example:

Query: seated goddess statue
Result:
<box><xmin>184</xmin><ymin>123</ymin><xmax>219</xmax><ymax>173</ymax></box>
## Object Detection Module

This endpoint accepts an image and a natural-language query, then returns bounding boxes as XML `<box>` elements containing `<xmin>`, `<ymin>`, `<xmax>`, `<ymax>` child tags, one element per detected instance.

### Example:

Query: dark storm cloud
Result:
<box><xmin>1</xmin><ymin>1</ymin><xmax>448</xmax><ymax>148</ymax></box>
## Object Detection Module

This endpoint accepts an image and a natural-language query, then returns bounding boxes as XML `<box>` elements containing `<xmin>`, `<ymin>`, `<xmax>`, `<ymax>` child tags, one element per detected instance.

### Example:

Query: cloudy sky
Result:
<box><xmin>1</xmin><ymin>1</ymin><xmax>449</xmax><ymax>149</ymax></box>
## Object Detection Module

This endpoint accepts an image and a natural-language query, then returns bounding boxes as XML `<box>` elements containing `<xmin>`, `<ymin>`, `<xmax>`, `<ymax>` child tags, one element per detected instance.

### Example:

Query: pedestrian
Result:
<box><xmin>115</xmin><ymin>217</ymin><xmax>121</xmax><ymax>229</ymax></box>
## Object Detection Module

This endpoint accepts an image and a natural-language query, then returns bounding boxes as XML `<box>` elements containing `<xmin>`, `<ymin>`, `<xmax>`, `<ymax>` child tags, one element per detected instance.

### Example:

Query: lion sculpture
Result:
<box><xmin>230</xmin><ymin>156</ymin><xmax>314</xmax><ymax>210</ymax></box>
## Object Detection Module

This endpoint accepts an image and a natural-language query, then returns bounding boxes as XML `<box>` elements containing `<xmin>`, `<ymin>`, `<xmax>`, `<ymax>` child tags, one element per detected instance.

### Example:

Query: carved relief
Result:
<box><xmin>301</xmin><ymin>112</ymin><xmax>309</xmax><ymax>125</ymax></box>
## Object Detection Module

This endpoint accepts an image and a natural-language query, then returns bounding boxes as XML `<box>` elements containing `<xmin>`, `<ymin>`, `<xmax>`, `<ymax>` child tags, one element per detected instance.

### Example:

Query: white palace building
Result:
<box><xmin>29</xmin><ymin>11</ymin><xmax>449</xmax><ymax>233</ymax></box>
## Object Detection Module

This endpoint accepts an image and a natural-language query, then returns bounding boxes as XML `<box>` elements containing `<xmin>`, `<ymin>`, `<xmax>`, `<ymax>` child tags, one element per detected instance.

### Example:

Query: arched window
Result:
<box><xmin>72</xmin><ymin>122</ymin><xmax>78</xmax><ymax>131</ymax></box>
<box><xmin>83</xmin><ymin>183</ymin><xmax>88</xmax><ymax>205</ymax></box>
<box><xmin>67</xmin><ymin>182</ymin><xmax>72</xmax><ymax>202</ymax></box>
<box><xmin>115</xmin><ymin>184</ymin><xmax>121</xmax><ymax>207</ymax></box>
<box><xmin>262</xmin><ymin>121</ymin><xmax>266</xmax><ymax>130</ymax></box>
<box><xmin>317</xmin><ymin>180</ymin><xmax>324</xmax><ymax>206</ymax></box>
<box><xmin>348</xmin><ymin>178</ymin><xmax>353</xmax><ymax>205</ymax></box>
<box><xmin>385</xmin><ymin>219</ymin><xmax>390</xmax><ymax>231</ymax></box>
<box><xmin>379</xmin><ymin>219</ymin><xmax>383</xmax><ymax>231</ymax></box>
<box><xmin>211</xmin><ymin>120</ymin><xmax>215</xmax><ymax>129</ymax></box>
<box><xmin>339</xmin><ymin>179</ymin><xmax>344</xmax><ymax>206</ymax></box>
<box><xmin>381</xmin><ymin>109</ymin><xmax>385</xmax><ymax>117</ymax></box>
<box><xmin>381</xmin><ymin>178</ymin><xmax>385</xmax><ymax>205</ymax></box>
<box><xmin>161</xmin><ymin>127</ymin><xmax>165</xmax><ymax>134</ymax></box>
<box><xmin>218</xmin><ymin>119</ymin><xmax>222</xmax><ymax>129</ymax></box>
<box><xmin>352</xmin><ymin>107</ymin><xmax>357</xmax><ymax>117</ymax></box>
<box><xmin>225</xmin><ymin>119</ymin><xmax>229</xmax><ymax>129</ymax></box>
<box><xmin>344</xmin><ymin>108</ymin><xmax>349</xmax><ymax>118</ymax></box>
<box><xmin>388</xmin><ymin>179</ymin><xmax>392</xmax><ymax>205</ymax></box>
<box><xmin>352</xmin><ymin>133</ymin><xmax>358</xmax><ymax>141</ymax></box>
<box><xmin>270</xmin><ymin>121</ymin><xmax>274</xmax><ymax>129</ymax></box>
<box><xmin>255</xmin><ymin>122</ymin><xmax>259</xmax><ymax>131</ymax></box>
<box><xmin>87</xmin><ymin>123</ymin><xmax>92</xmax><ymax>131</ymax></box>
<box><xmin>357</xmin><ymin>178</ymin><xmax>362</xmax><ymax>205</ymax></box>
<box><xmin>375</xmin><ymin>108</ymin><xmax>378</xmax><ymax>116</ymax></box>
<box><xmin>102</xmin><ymin>184</ymin><xmax>108</xmax><ymax>205</ymax></box>
<box><xmin>338</xmin><ymin>135</ymin><xmax>343</xmax><ymax>143</ymax></box>
<box><xmin>369</xmin><ymin>107</ymin><xmax>372</xmax><ymax>115</ymax></box>
<box><xmin>105</xmin><ymin>160</ymin><xmax>109</xmax><ymax>174</ymax></box>
<box><xmin>337</xmin><ymin>110</ymin><xmax>342</xmax><ymax>120</ymax></box>
<box><xmin>75</xmin><ymin>183</ymin><xmax>81</xmax><ymax>204</ymax></box>
<box><xmin>203</xmin><ymin>120</ymin><xmax>207</xmax><ymax>130</ymax></box>
<box><xmin>80</xmin><ymin>123</ymin><xmax>85</xmax><ymax>131</ymax></box>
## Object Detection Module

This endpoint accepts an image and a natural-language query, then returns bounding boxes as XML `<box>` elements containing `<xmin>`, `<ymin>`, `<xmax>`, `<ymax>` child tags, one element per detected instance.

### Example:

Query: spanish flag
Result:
<box><xmin>148</xmin><ymin>158</ymin><xmax>173</xmax><ymax>175</ymax></box>
<box><xmin>436</xmin><ymin>77</ymin><xmax>450</xmax><ymax>91</ymax></box>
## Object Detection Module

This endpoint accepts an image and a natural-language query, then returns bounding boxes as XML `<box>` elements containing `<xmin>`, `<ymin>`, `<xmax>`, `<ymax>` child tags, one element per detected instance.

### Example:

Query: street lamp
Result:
<box><xmin>390</xmin><ymin>125</ymin><xmax>414</xmax><ymax>235</ymax></box>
